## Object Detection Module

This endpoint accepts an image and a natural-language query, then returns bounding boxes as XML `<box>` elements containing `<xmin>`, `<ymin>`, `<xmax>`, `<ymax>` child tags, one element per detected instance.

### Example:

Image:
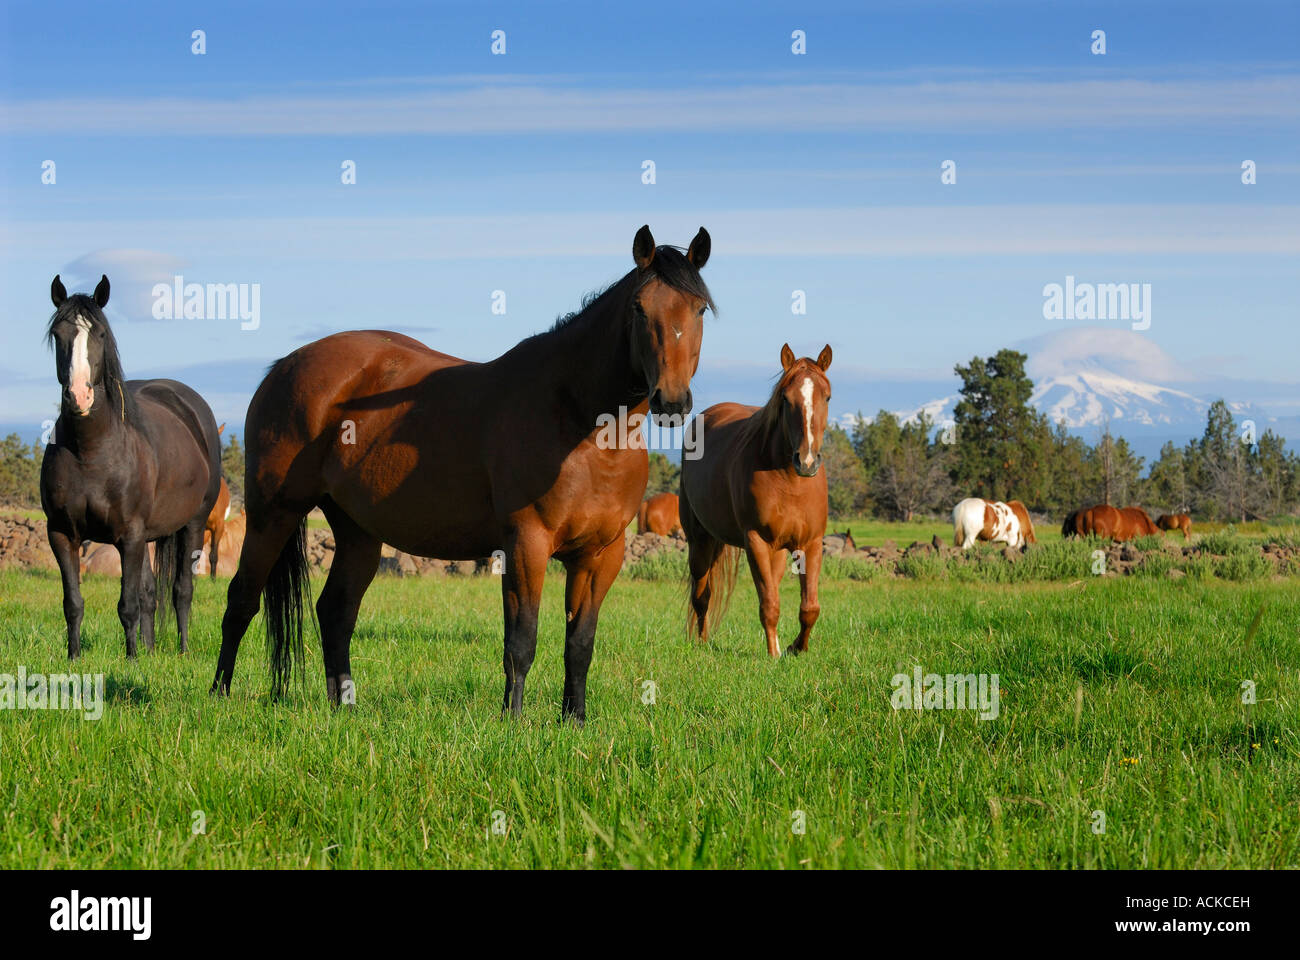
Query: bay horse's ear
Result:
<box><xmin>816</xmin><ymin>344</ymin><xmax>833</xmax><ymax>371</ymax></box>
<box><xmin>51</xmin><ymin>275</ymin><xmax>67</xmax><ymax>308</ymax></box>
<box><xmin>633</xmin><ymin>224</ymin><xmax>656</xmax><ymax>270</ymax></box>
<box><xmin>780</xmin><ymin>343</ymin><xmax>795</xmax><ymax>371</ymax></box>
<box><xmin>686</xmin><ymin>227</ymin><xmax>710</xmax><ymax>269</ymax></box>
<box><xmin>94</xmin><ymin>274</ymin><xmax>110</xmax><ymax>307</ymax></box>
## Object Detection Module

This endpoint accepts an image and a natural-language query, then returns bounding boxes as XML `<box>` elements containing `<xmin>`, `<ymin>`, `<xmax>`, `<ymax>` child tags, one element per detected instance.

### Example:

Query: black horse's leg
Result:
<box><xmin>501</xmin><ymin>529</ymin><xmax>548</xmax><ymax>717</ymax></box>
<box><xmin>139</xmin><ymin>546</ymin><xmax>157</xmax><ymax>653</ymax></box>
<box><xmin>315</xmin><ymin>503</ymin><xmax>381</xmax><ymax>707</ymax></box>
<box><xmin>48</xmin><ymin>529</ymin><xmax>84</xmax><ymax>660</ymax></box>
<box><xmin>172</xmin><ymin>517</ymin><xmax>205</xmax><ymax>654</ymax></box>
<box><xmin>117</xmin><ymin>537</ymin><xmax>147</xmax><ymax>660</ymax></box>
<box><xmin>211</xmin><ymin>513</ymin><xmax>302</xmax><ymax>695</ymax></box>
<box><xmin>560</xmin><ymin>543</ymin><xmax>624</xmax><ymax>725</ymax></box>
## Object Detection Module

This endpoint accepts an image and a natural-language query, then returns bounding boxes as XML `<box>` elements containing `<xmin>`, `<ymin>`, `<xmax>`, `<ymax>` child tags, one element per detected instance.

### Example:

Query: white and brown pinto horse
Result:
<box><xmin>952</xmin><ymin>498</ymin><xmax>1036</xmax><ymax>550</ymax></box>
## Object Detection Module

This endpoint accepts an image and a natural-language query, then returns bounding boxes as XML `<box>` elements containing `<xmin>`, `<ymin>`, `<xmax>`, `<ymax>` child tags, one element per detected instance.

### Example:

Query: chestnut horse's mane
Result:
<box><xmin>742</xmin><ymin>360</ymin><xmax>830</xmax><ymax>451</ymax></box>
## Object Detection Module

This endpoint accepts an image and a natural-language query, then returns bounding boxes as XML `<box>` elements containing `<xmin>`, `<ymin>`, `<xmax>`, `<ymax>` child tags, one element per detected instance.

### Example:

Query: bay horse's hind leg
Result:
<box><xmin>139</xmin><ymin>547</ymin><xmax>157</xmax><ymax>653</ymax></box>
<box><xmin>680</xmin><ymin>493</ymin><xmax>720</xmax><ymax>640</ymax></box>
<box><xmin>211</xmin><ymin>510</ymin><xmax>306</xmax><ymax>695</ymax></box>
<box><xmin>560</xmin><ymin>542</ymin><xmax>625</xmax><ymax>725</ymax></box>
<box><xmin>315</xmin><ymin>501</ymin><xmax>381</xmax><ymax>707</ymax></box>
<box><xmin>116</xmin><ymin>537</ymin><xmax>148</xmax><ymax>660</ymax></box>
<box><xmin>48</xmin><ymin>529</ymin><xmax>84</xmax><ymax>660</ymax></box>
<box><xmin>172</xmin><ymin>515</ymin><xmax>207</xmax><ymax>654</ymax></box>
<box><xmin>789</xmin><ymin>539</ymin><xmax>822</xmax><ymax>656</ymax></box>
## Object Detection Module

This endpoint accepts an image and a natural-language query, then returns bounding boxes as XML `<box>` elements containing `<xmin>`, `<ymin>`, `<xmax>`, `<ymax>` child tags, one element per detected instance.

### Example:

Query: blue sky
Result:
<box><xmin>1</xmin><ymin>0</ymin><xmax>1297</xmax><ymax>445</ymax></box>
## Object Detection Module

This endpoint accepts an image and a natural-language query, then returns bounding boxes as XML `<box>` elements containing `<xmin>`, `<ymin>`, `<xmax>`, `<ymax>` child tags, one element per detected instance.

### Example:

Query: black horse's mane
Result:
<box><xmin>46</xmin><ymin>294</ymin><xmax>139</xmax><ymax>424</ymax></box>
<box><xmin>548</xmin><ymin>245</ymin><xmax>715</xmax><ymax>334</ymax></box>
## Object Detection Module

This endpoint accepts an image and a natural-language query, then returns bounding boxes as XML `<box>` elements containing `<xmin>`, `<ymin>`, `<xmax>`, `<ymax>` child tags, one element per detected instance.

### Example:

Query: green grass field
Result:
<box><xmin>1</xmin><ymin>562</ymin><xmax>1298</xmax><ymax>869</ymax></box>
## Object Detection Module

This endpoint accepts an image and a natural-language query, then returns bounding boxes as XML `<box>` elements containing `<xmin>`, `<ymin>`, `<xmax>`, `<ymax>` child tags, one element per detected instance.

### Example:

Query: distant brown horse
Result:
<box><xmin>681</xmin><ymin>343</ymin><xmax>832</xmax><ymax>657</ymax></box>
<box><xmin>637</xmin><ymin>492</ymin><xmax>682</xmax><ymax>537</ymax></box>
<box><xmin>1066</xmin><ymin>504</ymin><xmax>1159</xmax><ymax>541</ymax></box>
<box><xmin>204</xmin><ymin>425</ymin><xmax>232</xmax><ymax>579</ymax></box>
<box><xmin>211</xmin><ymin>225</ymin><xmax>712</xmax><ymax>723</ymax></box>
<box><xmin>1157</xmin><ymin>513</ymin><xmax>1192</xmax><ymax>540</ymax></box>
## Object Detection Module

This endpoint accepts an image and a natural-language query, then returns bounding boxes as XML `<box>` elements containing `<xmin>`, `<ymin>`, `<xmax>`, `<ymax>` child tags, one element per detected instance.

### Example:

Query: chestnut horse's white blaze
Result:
<box><xmin>799</xmin><ymin>376</ymin><xmax>815</xmax><ymax>468</ymax></box>
<box><xmin>952</xmin><ymin>497</ymin><xmax>1023</xmax><ymax>549</ymax></box>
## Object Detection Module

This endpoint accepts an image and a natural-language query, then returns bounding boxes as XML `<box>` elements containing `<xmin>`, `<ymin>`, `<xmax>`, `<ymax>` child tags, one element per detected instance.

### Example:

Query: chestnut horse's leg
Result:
<box><xmin>48</xmin><ymin>529</ymin><xmax>84</xmax><ymax>660</ymax></box>
<box><xmin>315</xmin><ymin>505</ymin><xmax>381</xmax><ymax>707</ymax></box>
<box><xmin>211</xmin><ymin>512</ymin><xmax>304</xmax><ymax>695</ymax></box>
<box><xmin>744</xmin><ymin>533</ymin><xmax>785</xmax><ymax>658</ymax></box>
<box><xmin>500</xmin><ymin>527</ymin><xmax>550</xmax><ymax>717</ymax></box>
<box><xmin>560</xmin><ymin>543</ymin><xmax>625</xmax><ymax>724</ymax></box>
<box><xmin>116</xmin><ymin>536</ymin><xmax>147</xmax><ymax>660</ymax></box>
<box><xmin>789</xmin><ymin>539</ymin><xmax>822</xmax><ymax>656</ymax></box>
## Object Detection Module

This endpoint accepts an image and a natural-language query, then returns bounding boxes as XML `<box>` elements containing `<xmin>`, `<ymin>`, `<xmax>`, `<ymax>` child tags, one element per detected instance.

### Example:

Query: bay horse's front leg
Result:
<box><xmin>172</xmin><ymin>516</ymin><xmax>206</xmax><ymax>654</ymax></box>
<box><xmin>789</xmin><ymin>538</ymin><xmax>822</xmax><ymax>656</ymax></box>
<box><xmin>560</xmin><ymin>542</ymin><xmax>625</xmax><ymax>725</ymax></box>
<box><xmin>501</xmin><ymin>529</ymin><xmax>549</xmax><ymax>717</ymax></box>
<box><xmin>117</xmin><ymin>537</ymin><xmax>147</xmax><ymax>659</ymax></box>
<box><xmin>744</xmin><ymin>533</ymin><xmax>785</xmax><ymax>658</ymax></box>
<box><xmin>48</xmin><ymin>529</ymin><xmax>84</xmax><ymax>660</ymax></box>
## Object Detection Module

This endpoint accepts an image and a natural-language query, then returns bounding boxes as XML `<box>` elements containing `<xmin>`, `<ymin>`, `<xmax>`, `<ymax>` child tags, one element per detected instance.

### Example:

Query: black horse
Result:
<box><xmin>42</xmin><ymin>274</ymin><xmax>222</xmax><ymax>658</ymax></box>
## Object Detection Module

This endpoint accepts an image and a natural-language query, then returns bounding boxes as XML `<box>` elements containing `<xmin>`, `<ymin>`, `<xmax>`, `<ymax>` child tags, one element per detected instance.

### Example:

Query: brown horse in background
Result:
<box><xmin>1157</xmin><ymin>513</ymin><xmax>1193</xmax><ymax>540</ymax></box>
<box><xmin>211</xmin><ymin>225</ymin><xmax>712</xmax><ymax>723</ymax></box>
<box><xmin>637</xmin><ymin>492</ymin><xmax>682</xmax><ymax>537</ymax></box>
<box><xmin>1067</xmin><ymin>504</ymin><xmax>1159</xmax><ymax>541</ymax></box>
<box><xmin>204</xmin><ymin>424</ymin><xmax>232</xmax><ymax>579</ymax></box>
<box><xmin>681</xmin><ymin>343</ymin><xmax>832</xmax><ymax>658</ymax></box>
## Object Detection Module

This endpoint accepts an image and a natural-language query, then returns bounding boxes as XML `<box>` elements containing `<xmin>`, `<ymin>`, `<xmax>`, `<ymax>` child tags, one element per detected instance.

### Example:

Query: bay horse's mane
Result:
<box><xmin>45</xmin><ymin>293</ymin><xmax>139</xmax><ymax>425</ymax></box>
<box><xmin>743</xmin><ymin>359</ymin><xmax>829</xmax><ymax>450</ymax></box>
<box><xmin>544</xmin><ymin>245</ymin><xmax>715</xmax><ymax>336</ymax></box>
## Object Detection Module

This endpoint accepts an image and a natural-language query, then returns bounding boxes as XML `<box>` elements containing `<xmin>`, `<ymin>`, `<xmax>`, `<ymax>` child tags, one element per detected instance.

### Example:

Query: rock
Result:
<box><xmin>1166</xmin><ymin>568</ymin><xmax>1186</xmax><ymax>579</ymax></box>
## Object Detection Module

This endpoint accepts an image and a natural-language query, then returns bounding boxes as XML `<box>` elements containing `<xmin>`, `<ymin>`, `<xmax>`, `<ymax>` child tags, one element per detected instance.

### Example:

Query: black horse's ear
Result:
<box><xmin>51</xmin><ymin>275</ymin><xmax>67</xmax><ymax>308</ymax></box>
<box><xmin>633</xmin><ymin>224</ymin><xmax>655</xmax><ymax>270</ymax></box>
<box><xmin>780</xmin><ymin>343</ymin><xmax>795</xmax><ymax>371</ymax></box>
<box><xmin>686</xmin><ymin>227</ymin><xmax>710</xmax><ymax>269</ymax></box>
<box><xmin>817</xmin><ymin>344</ymin><xmax>832</xmax><ymax>371</ymax></box>
<box><xmin>94</xmin><ymin>274</ymin><xmax>110</xmax><ymax>308</ymax></box>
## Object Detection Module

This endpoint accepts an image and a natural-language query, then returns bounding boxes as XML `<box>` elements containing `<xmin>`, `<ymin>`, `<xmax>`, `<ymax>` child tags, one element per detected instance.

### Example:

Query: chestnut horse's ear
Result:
<box><xmin>686</xmin><ymin>227</ymin><xmax>710</xmax><ymax>269</ymax></box>
<box><xmin>780</xmin><ymin>343</ymin><xmax>795</xmax><ymax>371</ymax></box>
<box><xmin>51</xmin><ymin>275</ymin><xmax>67</xmax><ymax>308</ymax></box>
<box><xmin>94</xmin><ymin>274</ymin><xmax>110</xmax><ymax>307</ymax></box>
<box><xmin>816</xmin><ymin>344</ymin><xmax>832</xmax><ymax>371</ymax></box>
<box><xmin>218</xmin><ymin>423</ymin><xmax>226</xmax><ymax>435</ymax></box>
<box><xmin>633</xmin><ymin>224</ymin><xmax>656</xmax><ymax>270</ymax></box>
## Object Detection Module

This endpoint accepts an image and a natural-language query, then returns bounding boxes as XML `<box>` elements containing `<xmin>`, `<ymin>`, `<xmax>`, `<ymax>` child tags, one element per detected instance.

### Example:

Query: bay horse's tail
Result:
<box><xmin>686</xmin><ymin>543</ymin><xmax>741</xmax><ymax>639</ymax></box>
<box><xmin>264</xmin><ymin>518</ymin><xmax>312</xmax><ymax>698</ymax></box>
<box><xmin>152</xmin><ymin>529</ymin><xmax>183</xmax><ymax>637</ymax></box>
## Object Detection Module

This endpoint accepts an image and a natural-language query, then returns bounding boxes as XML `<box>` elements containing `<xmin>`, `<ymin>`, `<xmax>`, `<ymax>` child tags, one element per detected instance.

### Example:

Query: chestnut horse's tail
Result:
<box><xmin>636</xmin><ymin>500</ymin><xmax>649</xmax><ymax>536</ymax></box>
<box><xmin>686</xmin><ymin>543</ymin><xmax>741</xmax><ymax>640</ymax></box>
<box><xmin>265</xmin><ymin>518</ymin><xmax>312</xmax><ymax>699</ymax></box>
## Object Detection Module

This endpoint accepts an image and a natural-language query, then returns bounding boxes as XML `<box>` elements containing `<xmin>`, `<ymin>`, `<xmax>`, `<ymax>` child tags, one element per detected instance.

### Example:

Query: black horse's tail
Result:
<box><xmin>265</xmin><ymin>518</ymin><xmax>312</xmax><ymax>699</ymax></box>
<box><xmin>152</xmin><ymin>530</ymin><xmax>183</xmax><ymax>638</ymax></box>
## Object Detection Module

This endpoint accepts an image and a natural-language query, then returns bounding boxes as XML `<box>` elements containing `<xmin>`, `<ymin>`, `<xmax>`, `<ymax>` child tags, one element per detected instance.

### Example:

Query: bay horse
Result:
<box><xmin>1157</xmin><ymin>513</ymin><xmax>1192</xmax><ymax>540</ymax></box>
<box><xmin>636</xmin><ymin>492</ymin><xmax>683</xmax><ymax>537</ymax></box>
<box><xmin>204</xmin><ymin>424</ymin><xmax>232</xmax><ymax>579</ymax></box>
<box><xmin>680</xmin><ymin>343</ymin><xmax>832</xmax><ymax>658</ymax></box>
<box><xmin>210</xmin><ymin>225</ymin><xmax>712</xmax><ymax>723</ymax></box>
<box><xmin>42</xmin><ymin>275</ymin><xmax>222</xmax><ymax>658</ymax></box>
<box><xmin>952</xmin><ymin>498</ymin><xmax>1034</xmax><ymax>549</ymax></box>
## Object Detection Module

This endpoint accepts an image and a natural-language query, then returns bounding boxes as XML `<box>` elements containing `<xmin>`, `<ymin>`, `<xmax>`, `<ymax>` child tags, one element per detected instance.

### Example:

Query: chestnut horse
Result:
<box><xmin>680</xmin><ymin>344</ymin><xmax>832</xmax><ymax>657</ymax></box>
<box><xmin>1065</xmin><ymin>504</ymin><xmax>1159</xmax><ymax>541</ymax></box>
<box><xmin>204</xmin><ymin>425</ymin><xmax>232</xmax><ymax>579</ymax></box>
<box><xmin>1157</xmin><ymin>513</ymin><xmax>1192</xmax><ymax>540</ymax></box>
<box><xmin>637</xmin><ymin>492</ymin><xmax>683</xmax><ymax>536</ymax></box>
<box><xmin>42</xmin><ymin>275</ymin><xmax>222</xmax><ymax>658</ymax></box>
<box><xmin>211</xmin><ymin>226</ymin><xmax>712</xmax><ymax>722</ymax></box>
